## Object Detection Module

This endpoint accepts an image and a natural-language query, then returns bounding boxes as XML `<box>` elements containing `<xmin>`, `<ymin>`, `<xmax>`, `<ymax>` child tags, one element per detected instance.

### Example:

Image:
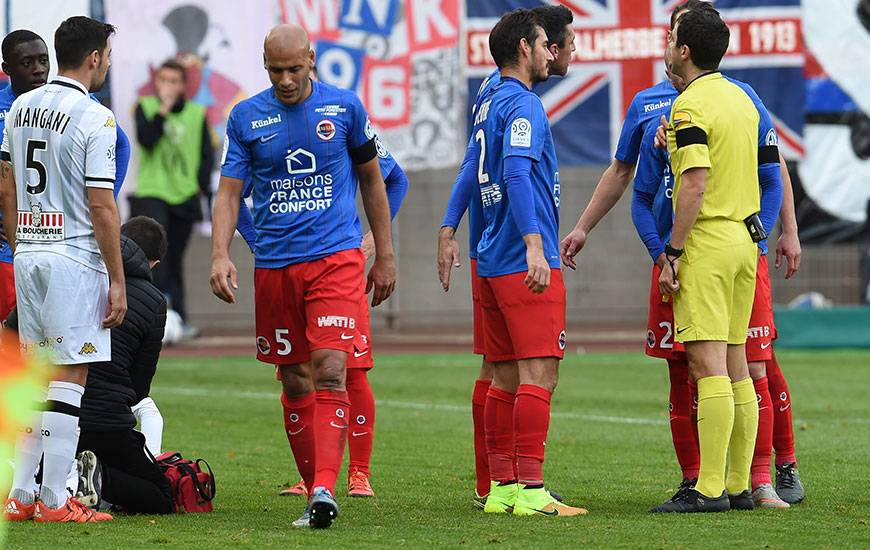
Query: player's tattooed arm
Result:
<box><xmin>775</xmin><ymin>155</ymin><xmax>801</xmax><ymax>279</ymax></box>
<box><xmin>0</xmin><ymin>160</ymin><xmax>17</xmax><ymax>251</ymax></box>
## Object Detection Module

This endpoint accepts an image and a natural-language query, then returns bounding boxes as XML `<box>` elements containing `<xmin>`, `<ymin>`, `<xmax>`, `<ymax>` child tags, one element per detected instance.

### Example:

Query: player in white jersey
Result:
<box><xmin>0</xmin><ymin>16</ymin><xmax>124</xmax><ymax>524</ymax></box>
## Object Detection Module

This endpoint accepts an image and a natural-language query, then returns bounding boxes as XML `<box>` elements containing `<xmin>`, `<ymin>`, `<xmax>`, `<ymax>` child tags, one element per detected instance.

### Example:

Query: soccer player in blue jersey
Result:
<box><xmin>438</xmin><ymin>4</ymin><xmax>575</xmax><ymax>507</ymax></box>
<box><xmin>0</xmin><ymin>30</ymin><xmax>132</xmax><ymax>324</ymax></box>
<box><xmin>234</xmin><ymin>64</ymin><xmax>409</xmax><ymax>500</ymax></box>
<box><xmin>210</xmin><ymin>24</ymin><xmax>396</xmax><ymax>529</ymax></box>
<box><xmin>442</xmin><ymin>9</ymin><xmax>585</xmax><ymax>517</ymax></box>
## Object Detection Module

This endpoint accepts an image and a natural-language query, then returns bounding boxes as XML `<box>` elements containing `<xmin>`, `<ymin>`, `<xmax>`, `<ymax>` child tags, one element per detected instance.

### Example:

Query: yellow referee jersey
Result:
<box><xmin>666</xmin><ymin>71</ymin><xmax>760</xmax><ymax>344</ymax></box>
<box><xmin>668</xmin><ymin>71</ymin><xmax>761</xmax><ymax>234</ymax></box>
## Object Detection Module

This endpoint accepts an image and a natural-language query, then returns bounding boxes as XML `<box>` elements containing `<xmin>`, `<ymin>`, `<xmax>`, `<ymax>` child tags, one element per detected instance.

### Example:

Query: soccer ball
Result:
<box><xmin>163</xmin><ymin>309</ymin><xmax>184</xmax><ymax>345</ymax></box>
<box><xmin>787</xmin><ymin>291</ymin><xmax>832</xmax><ymax>309</ymax></box>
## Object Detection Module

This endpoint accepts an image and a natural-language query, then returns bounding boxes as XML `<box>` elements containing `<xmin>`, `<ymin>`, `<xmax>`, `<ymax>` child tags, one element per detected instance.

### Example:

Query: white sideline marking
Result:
<box><xmin>151</xmin><ymin>386</ymin><xmax>668</xmax><ymax>426</ymax></box>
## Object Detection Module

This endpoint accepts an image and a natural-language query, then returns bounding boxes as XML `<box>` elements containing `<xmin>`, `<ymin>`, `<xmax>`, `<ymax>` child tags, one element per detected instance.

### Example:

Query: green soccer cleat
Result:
<box><xmin>512</xmin><ymin>486</ymin><xmax>588</xmax><ymax>517</ymax></box>
<box><xmin>483</xmin><ymin>482</ymin><xmax>518</xmax><ymax>514</ymax></box>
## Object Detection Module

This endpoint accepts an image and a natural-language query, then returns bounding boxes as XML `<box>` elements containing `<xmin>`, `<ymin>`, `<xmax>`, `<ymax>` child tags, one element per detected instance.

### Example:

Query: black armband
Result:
<box><xmin>349</xmin><ymin>138</ymin><xmax>378</xmax><ymax>165</ymax></box>
<box><xmin>758</xmin><ymin>145</ymin><xmax>780</xmax><ymax>165</ymax></box>
<box><xmin>675</xmin><ymin>127</ymin><xmax>707</xmax><ymax>148</ymax></box>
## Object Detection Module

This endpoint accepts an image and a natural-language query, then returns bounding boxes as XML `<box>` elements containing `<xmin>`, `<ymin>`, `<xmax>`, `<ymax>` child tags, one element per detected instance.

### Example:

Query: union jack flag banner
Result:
<box><xmin>463</xmin><ymin>0</ymin><xmax>804</xmax><ymax>165</ymax></box>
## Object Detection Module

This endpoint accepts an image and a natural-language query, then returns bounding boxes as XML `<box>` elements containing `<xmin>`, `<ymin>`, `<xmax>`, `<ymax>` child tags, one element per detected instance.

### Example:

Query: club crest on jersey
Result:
<box><xmin>510</xmin><ymin>118</ymin><xmax>532</xmax><ymax>147</ymax></box>
<box><xmin>316</xmin><ymin>119</ymin><xmax>336</xmax><ymax>141</ymax></box>
<box><xmin>256</xmin><ymin>336</ymin><xmax>271</xmax><ymax>355</ymax></box>
<box><xmin>647</xmin><ymin>330</ymin><xmax>656</xmax><ymax>348</ymax></box>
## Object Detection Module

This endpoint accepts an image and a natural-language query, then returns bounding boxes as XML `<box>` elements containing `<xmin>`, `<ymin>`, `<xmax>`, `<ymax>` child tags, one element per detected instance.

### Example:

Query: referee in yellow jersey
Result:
<box><xmin>652</xmin><ymin>8</ymin><xmax>761</xmax><ymax>513</ymax></box>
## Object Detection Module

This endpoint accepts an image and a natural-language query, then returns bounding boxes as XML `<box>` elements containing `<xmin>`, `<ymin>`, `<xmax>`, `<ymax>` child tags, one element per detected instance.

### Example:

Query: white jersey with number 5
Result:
<box><xmin>0</xmin><ymin>75</ymin><xmax>116</xmax><ymax>273</ymax></box>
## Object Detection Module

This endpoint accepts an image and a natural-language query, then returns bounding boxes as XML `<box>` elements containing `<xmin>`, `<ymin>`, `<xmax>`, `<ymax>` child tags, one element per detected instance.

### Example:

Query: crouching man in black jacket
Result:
<box><xmin>9</xmin><ymin>216</ymin><xmax>174</xmax><ymax>514</ymax></box>
<box><xmin>77</xmin><ymin>216</ymin><xmax>173</xmax><ymax>514</ymax></box>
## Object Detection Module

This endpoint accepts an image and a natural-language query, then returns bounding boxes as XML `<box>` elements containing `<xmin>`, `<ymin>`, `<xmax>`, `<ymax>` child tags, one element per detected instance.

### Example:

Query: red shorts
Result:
<box><xmin>346</xmin><ymin>291</ymin><xmax>372</xmax><ymax>369</ymax></box>
<box><xmin>645</xmin><ymin>257</ymin><xmax>777</xmax><ymax>363</ymax></box>
<box><xmin>645</xmin><ymin>264</ymin><xmax>685</xmax><ymax>360</ymax></box>
<box><xmin>479</xmin><ymin>269</ymin><xmax>566</xmax><ymax>362</ymax></box>
<box><xmin>470</xmin><ymin>259</ymin><xmax>485</xmax><ymax>356</ymax></box>
<box><xmin>255</xmin><ymin>249</ymin><xmax>365</xmax><ymax>366</ymax></box>
<box><xmin>746</xmin><ymin>255</ymin><xmax>776</xmax><ymax>363</ymax></box>
<box><xmin>0</xmin><ymin>262</ymin><xmax>14</xmax><ymax>320</ymax></box>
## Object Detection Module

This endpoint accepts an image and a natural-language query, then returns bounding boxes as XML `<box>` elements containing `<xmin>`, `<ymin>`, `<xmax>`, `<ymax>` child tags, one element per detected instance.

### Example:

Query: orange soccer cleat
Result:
<box><xmin>347</xmin><ymin>469</ymin><xmax>375</xmax><ymax>498</ymax></box>
<box><xmin>279</xmin><ymin>479</ymin><xmax>308</xmax><ymax>497</ymax></box>
<box><xmin>3</xmin><ymin>497</ymin><xmax>36</xmax><ymax>521</ymax></box>
<box><xmin>34</xmin><ymin>497</ymin><xmax>113</xmax><ymax>523</ymax></box>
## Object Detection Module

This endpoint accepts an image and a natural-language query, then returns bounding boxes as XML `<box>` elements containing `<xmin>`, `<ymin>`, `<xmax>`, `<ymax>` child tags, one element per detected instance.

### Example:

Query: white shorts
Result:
<box><xmin>14</xmin><ymin>252</ymin><xmax>111</xmax><ymax>364</ymax></box>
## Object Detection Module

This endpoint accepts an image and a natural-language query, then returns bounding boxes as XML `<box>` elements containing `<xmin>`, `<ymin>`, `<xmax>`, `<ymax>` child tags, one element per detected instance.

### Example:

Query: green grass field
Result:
<box><xmin>5</xmin><ymin>350</ymin><xmax>870</xmax><ymax>548</ymax></box>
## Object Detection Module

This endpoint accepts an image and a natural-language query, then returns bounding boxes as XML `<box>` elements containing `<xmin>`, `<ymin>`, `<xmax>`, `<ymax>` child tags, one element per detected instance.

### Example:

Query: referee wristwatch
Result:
<box><xmin>664</xmin><ymin>243</ymin><xmax>683</xmax><ymax>259</ymax></box>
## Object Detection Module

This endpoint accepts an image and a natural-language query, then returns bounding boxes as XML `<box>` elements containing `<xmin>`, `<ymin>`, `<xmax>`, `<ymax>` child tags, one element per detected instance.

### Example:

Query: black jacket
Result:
<box><xmin>80</xmin><ymin>236</ymin><xmax>167</xmax><ymax>431</ymax></box>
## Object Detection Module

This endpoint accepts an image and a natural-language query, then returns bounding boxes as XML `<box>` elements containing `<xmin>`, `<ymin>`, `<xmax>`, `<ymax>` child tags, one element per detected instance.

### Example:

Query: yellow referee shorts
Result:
<box><xmin>673</xmin><ymin>220</ymin><xmax>758</xmax><ymax>344</ymax></box>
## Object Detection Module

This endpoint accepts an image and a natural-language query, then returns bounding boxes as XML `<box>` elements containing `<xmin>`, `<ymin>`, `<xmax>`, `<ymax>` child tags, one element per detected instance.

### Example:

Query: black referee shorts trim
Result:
<box><xmin>350</xmin><ymin>138</ymin><xmax>377</xmax><ymax>165</ymax></box>
<box><xmin>675</xmin><ymin>127</ymin><xmax>707</xmax><ymax>148</ymax></box>
<box><xmin>758</xmin><ymin>145</ymin><xmax>780</xmax><ymax>165</ymax></box>
<box><xmin>46</xmin><ymin>399</ymin><xmax>80</xmax><ymax>417</ymax></box>
<box><xmin>0</xmin><ymin>151</ymin><xmax>10</xmax><ymax>161</ymax></box>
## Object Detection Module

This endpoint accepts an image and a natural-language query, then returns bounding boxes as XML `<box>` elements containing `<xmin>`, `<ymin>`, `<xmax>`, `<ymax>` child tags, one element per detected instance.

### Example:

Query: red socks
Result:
<box><xmin>472</xmin><ymin>379</ymin><xmax>491</xmax><ymax>496</ymax></box>
<box><xmin>485</xmin><ymin>386</ymin><xmax>516</xmax><ymax>483</ymax></box>
<box><xmin>751</xmin><ymin>377</ymin><xmax>774</xmax><ymax>488</ymax></box>
<box><xmin>667</xmin><ymin>359</ymin><xmax>700</xmax><ymax>480</ymax></box>
<box><xmin>311</xmin><ymin>390</ymin><xmax>351</xmax><ymax>494</ymax></box>
<box><xmin>280</xmin><ymin>391</ymin><xmax>317</xmax><ymax>491</ymax></box>
<box><xmin>767</xmin><ymin>352</ymin><xmax>797</xmax><ymax>465</ymax></box>
<box><xmin>346</xmin><ymin>369</ymin><xmax>375</xmax><ymax>476</ymax></box>
<box><xmin>514</xmin><ymin>384</ymin><xmax>551</xmax><ymax>486</ymax></box>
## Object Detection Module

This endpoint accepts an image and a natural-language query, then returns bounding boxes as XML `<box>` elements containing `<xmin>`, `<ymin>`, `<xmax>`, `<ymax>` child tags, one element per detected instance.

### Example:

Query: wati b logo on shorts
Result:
<box><xmin>78</xmin><ymin>342</ymin><xmax>98</xmax><ymax>355</ymax></box>
<box><xmin>317</xmin><ymin>315</ymin><xmax>356</xmax><ymax>329</ymax></box>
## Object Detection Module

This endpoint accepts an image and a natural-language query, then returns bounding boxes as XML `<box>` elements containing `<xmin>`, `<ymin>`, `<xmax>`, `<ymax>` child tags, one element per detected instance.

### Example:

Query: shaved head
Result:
<box><xmin>262</xmin><ymin>24</ymin><xmax>315</xmax><ymax>105</ymax></box>
<box><xmin>264</xmin><ymin>23</ymin><xmax>310</xmax><ymax>57</ymax></box>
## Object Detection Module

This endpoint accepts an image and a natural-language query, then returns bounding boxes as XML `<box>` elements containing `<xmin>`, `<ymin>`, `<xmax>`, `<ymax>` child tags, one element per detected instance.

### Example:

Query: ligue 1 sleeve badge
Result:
<box><xmin>316</xmin><ymin>119</ymin><xmax>336</xmax><ymax>141</ymax></box>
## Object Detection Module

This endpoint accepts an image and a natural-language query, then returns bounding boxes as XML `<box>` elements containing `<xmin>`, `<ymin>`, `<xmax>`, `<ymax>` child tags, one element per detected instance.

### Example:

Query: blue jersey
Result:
<box><xmin>0</xmin><ymin>85</ymin><xmax>15</xmax><ymax>264</ymax></box>
<box><xmin>474</xmin><ymin>77</ymin><xmax>560</xmax><ymax>277</ymax></box>
<box><xmin>468</xmin><ymin>70</ymin><xmax>501</xmax><ymax>259</ymax></box>
<box><xmin>631</xmin><ymin>77</ymin><xmax>781</xmax><ymax>260</ymax></box>
<box><xmin>236</xmin><ymin>152</ymin><xmax>405</xmax><ymax>253</ymax></box>
<box><xmin>221</xmin><ymin>81</ymin><xmax>376</xmax><ymax>268</ymax></box>
<box><xmin>615</xmin><ymin>80</ymin><xmax>676</xmax><ymax>165</ymax></box>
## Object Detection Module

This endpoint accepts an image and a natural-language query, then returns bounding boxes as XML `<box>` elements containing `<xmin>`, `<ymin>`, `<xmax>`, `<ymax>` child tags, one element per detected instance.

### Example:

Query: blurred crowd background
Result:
<box><xmin>3</xmin><ymin>0</ymin><xmax>868</xmax><ymax>347</ymax></box>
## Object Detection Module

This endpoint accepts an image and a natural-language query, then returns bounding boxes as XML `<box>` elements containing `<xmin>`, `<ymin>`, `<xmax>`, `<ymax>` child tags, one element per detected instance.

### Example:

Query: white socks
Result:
<box><xmin>132</xmin><ymin>397</ymin><xmax>164</xmax><ymax>455</ymax></box>
<box><xmin>40</xmin><ymin>381</ymin><xmax>84</xmax><ymax>508</ymax></box>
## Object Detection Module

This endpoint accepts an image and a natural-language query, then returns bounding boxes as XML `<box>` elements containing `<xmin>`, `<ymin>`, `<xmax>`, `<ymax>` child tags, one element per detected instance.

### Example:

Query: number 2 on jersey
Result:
<box><xmin>25</xmin><ymin>139</ymin><xmax>48</xmax><ymax>195</ymax></box>
<box><xmin>474</xmin><ymin>129</ymin><xmax>489</xmax><ymax>184</ymax></box>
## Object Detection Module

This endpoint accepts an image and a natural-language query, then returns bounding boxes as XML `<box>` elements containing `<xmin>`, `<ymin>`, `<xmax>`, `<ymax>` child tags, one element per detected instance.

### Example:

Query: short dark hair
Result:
<box><xmin>54</xmin><ymin>16</ymin><xmax>115</xmax><ymax>70</ymax></box>
<box><xmin>2</xmin><ymin>30</ymin><xmax>44</xmax><ymax>63</ymax></box>
<box><xmin>121</xmin><ymin>216</ymin><xmax>168</xmax><ymax>262</ymax></box>
<box><xmin>489</xmin><ymin>9</ymin><xmax>543</xmax><ymax>69</ymax></box>
<box><xmin>675</xmin><ymin>8</ymin><xmax>729</xmax><ymax>70</ymax></box>
<box><xmin>158</xmin><ymin>58</ymin><xmax>187</xmax><ymax>82</ymax></box>
<box><xmin>670</xmin><ymin>0</ymin><xmax>718</xmax><ymax>30</ymax></box>
<box><xmin>531</xmin><ymin>5</ymin><xmax>573</xmax><ymax>48</ymax></box>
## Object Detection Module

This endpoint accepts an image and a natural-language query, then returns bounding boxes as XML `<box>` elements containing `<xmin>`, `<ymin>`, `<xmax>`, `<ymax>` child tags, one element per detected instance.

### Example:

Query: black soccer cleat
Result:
<box><xmin>727</xmin><ymin>490</ymin><xmax>755</xmax><ymax>511</ymax></box>
<box><xmin>775</xmin><ymin>463</ymin><xmax>805</xmax><ymax>504</ymax></box>
<box><xmin>308</xmin><ymin>486</ymin><xmax>339</xmax><ymax>529</ymax></box>
<box><xmin>650</xmin><ymin>488</ymin><xmax>730</xmax><ymax>513</ymax></box>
